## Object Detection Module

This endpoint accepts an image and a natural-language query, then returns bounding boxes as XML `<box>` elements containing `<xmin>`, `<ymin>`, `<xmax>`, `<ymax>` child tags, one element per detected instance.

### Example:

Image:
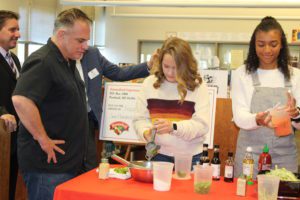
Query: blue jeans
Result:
<box><xmin>152</xmin><ymin>153</ymin><xmax>202</xmax><ymax>169</ymax></box>
<box><xmin>22</xmin><ymin>172</ymin><xmax>76</xmax><ymax>200</ymax></box>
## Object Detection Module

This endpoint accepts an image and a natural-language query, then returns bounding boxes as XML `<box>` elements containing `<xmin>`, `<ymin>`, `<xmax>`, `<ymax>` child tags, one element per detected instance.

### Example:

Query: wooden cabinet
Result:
<box><xmin>0</xmin><ymin>119</ymin><xmax>10</xmax><ymax>200</ymax></box>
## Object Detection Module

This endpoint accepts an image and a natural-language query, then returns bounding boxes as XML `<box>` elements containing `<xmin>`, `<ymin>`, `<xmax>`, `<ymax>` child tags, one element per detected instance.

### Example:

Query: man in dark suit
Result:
<box><xmin>0</xmin><ymin>10</ymin><xmax>21</xmax><ymax>200</ymax></box>
<box><xmin>78</xmin><ymin>47</ymin><xmax>155</xmax><ymax>172</ymax></box>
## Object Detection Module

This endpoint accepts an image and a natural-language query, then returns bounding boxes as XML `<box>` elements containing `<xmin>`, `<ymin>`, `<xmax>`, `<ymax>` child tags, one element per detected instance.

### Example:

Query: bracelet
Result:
<box><xmin>291</xmin><ymin>118</ymin><xmax>300</xmax><ymax>122</ymax></box>
<box><xmin>291</xmin><ymin>107</ymin><xmax>300</xmax><ymax>122</ymax></box>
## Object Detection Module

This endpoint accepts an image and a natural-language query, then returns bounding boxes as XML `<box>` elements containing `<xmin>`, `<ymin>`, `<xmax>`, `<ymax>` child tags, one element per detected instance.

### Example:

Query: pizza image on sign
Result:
<box><xmin>109</xmin><ymin>121</ymin><xmax>129</xmax><ymax>135</ymax></box>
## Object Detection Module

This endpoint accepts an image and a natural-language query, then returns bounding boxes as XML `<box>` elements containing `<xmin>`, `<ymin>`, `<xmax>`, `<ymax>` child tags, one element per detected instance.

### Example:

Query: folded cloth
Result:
<box><xmin>108</xmin><ymin>168</ymin><xmax>131</xmax><ymax>180</ymax></box>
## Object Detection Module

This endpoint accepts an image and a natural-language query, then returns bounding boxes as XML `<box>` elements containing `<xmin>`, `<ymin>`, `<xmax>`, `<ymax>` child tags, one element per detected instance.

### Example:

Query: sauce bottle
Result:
<box><xmin>258</xmin><ymin>144</ymin><xmax>272</xmax><ymax>174</ymax></box>
<box><xmin>98</xmin><ymin>158</ymin><xmax>110</xmax><ymax>179</ymax></box>
<box><xmin>200</xmin><ymin>143</ymin><xmax>210</xmax><ymax>167</ymax></box>
<box><xmin>224</xmin><ymin>152</ymin><xmax>234</xmax><ymax>182</ymax></box>
<box><xmin>242</xmin><ymin>146</ymin><xmax>254</xmax><ymax>185</ymax></box>
<box><xmin>211</xmin><ymin>144</ymin><xmax>221</xmax><ymax>181</ymax></box>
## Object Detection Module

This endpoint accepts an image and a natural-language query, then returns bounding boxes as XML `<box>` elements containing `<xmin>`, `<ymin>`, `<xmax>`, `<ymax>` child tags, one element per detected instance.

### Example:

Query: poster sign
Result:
<box><xmin>200</xmin><ymin>69</ymin><xmax>228</xmax><ymax>98</ymax></box>
<box><xmin>100</xmin><ymin>82</ymin><xmax>217</xmax><ymax>148</ymax></box>
<box><xmin>100</xmin><ymin>82</ymin><xmax>143</xmax><ymax>144</ymax></box>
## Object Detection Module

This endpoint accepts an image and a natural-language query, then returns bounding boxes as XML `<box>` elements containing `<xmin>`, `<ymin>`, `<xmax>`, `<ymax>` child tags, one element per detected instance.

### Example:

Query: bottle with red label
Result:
<box><xmin>258</xmin><ymin>144</ymin><xmax>272</xmax><ymax>174</ymax></box>
<box><xmin>224</xmin><ymin>152</ymin><xmax>234</xmax><ymax>182</ymax></box>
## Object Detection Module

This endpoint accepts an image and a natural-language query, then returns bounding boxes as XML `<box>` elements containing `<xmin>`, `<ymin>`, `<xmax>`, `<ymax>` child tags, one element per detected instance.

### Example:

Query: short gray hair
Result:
<box><xmin>54</xmin><ymin>8</ymin><xmax>92</xmax><ymax>33</ymax></box>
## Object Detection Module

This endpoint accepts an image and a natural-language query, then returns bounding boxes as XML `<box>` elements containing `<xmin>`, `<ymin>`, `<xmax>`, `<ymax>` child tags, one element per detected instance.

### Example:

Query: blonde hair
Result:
<box><xmin>153</xmin><ymin>37</ymin><xmax>202</xmax><ymax>104</ymax></box>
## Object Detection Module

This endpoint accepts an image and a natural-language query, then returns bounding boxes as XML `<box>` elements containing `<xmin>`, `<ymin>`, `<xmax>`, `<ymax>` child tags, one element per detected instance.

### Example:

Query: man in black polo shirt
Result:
<box><xmin>12</xmin><ymin>8</ymin><xmax>91</xmax><ymax>200</ymax></box>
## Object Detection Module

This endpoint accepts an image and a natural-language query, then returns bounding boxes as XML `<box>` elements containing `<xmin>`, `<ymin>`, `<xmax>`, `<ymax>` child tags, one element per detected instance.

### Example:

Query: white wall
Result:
<box><xmin>2</xmin><ymin>1</ymin><xmax>300</xmax><ymax>64</ymax></box>
<box><xmin>102</xmin><ymin>7</ymin><xmax>300</xmax><ymax>64</ymax></box>
<box><xmin>0</xmin><ymin>0</ymin><xmax>19</xmax><ymax>12</ymax></box>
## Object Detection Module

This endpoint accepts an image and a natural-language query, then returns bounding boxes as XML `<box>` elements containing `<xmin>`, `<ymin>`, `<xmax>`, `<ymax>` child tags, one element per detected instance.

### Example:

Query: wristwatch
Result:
<box><xmin>173</xmin><ymin>122</ymin><xmax>177</xmax><ymax>130</ymax></box>
<box><xmin>171</xmin><ymin>122</ymin><xmax>178</xmax><ymax>135</ymax></box>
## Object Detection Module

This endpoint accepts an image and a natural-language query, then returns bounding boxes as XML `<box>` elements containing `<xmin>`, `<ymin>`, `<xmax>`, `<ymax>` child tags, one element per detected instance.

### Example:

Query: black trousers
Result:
<box><xmin>80</xmin><ymin>112</ymin><xmax>98</xmax><ymax>173</ymax></box>
<box><xmin>10</xmin><ymin>132</ymin><xmax>18</xmax><ymax>200</ymax></box>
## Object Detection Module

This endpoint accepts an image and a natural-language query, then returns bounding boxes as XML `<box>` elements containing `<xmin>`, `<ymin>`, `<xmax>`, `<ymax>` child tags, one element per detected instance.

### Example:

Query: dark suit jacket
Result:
<box><xmin>0</xmin><ymin>52</ymin><xmax>21</xmax><ymax>119</ymax></box>
<box><xmin>80</xmin><ymin>47</ymin><xmax>149</xmax><ymax>123</ymax></box>
<box><xmin>0</xmin><ymin>106</ymin><xmax>7</xmax><ymax>115</ymax></box>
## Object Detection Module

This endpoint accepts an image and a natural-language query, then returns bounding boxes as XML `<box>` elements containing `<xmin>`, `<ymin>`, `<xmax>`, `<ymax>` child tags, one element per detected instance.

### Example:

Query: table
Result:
<box><xmin>54</xmin><ymin>169</ymin><xmax>258</xmax><ymax>200</ymax></box>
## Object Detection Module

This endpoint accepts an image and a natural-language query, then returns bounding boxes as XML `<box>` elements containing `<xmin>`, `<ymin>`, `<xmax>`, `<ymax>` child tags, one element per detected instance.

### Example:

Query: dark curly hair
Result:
<box><xmin>246</xmin><ymin>16</ymin><xmax>291</xmax><ymax>80</ymax></box>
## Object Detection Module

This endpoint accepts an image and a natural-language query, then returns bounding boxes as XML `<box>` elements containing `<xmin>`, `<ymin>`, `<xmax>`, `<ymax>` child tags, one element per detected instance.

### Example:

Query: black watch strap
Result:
<box><xmin>173</xmin><ymin>122</ymin><xmax>177</xmax><ymax>131</ymax></box>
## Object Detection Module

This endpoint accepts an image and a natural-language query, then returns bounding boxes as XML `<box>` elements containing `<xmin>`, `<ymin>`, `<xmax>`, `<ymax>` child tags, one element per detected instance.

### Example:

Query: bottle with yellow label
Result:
<box><xmin>98</xmin><ymin>158</ymin><xmax>110</xmax><ymax>179</ymax></box>
<box><xmin>242</xmin><ymin>146</ymin><xmax>254</xmax><ymax>185</ymax></box>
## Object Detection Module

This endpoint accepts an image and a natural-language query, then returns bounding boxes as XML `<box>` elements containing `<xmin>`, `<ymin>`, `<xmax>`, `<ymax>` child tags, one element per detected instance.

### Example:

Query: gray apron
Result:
<box><xmin>234</xmin><ymin>71</ymin><xmax>298</xmax><ymax>179</ymax></box>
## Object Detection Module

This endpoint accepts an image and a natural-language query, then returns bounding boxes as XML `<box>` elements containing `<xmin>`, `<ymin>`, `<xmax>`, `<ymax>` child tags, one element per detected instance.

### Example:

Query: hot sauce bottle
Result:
<box><xmin>258</xmin><ymin>144</ymin><xmax>272</xmax><ymax>174</ymax></box>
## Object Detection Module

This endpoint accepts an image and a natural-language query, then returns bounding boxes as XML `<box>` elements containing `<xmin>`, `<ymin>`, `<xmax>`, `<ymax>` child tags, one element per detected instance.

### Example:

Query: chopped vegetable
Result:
<box><xmin>114</xmin><ymin>167</ymin><xmax>129</xmax><ymax>174</ymax></box>
<box><xmin>177</xmin><ymin>171</ymin><xmax>187</xmax><ymax>178</ymax></box>
<box><xmin>194</xmin><ymin>181</ymin><xmax>211</xmax><ymax>194</ymax></box>
<box><xmin>258</xmin><ymin>188</ymin><xmax>277</xmax><ymax>200</ymax></box>
<box><xmin>267</xmin><ymin>165</ymin><xmax>299</xmax><ymax>181</ymax></box>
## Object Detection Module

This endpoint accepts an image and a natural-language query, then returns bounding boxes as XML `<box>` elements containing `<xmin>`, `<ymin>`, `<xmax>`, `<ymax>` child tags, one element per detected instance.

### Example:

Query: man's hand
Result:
<box><xmin>153</xmin><ymin>119</ymin><xmax>173</xmax><ymax>134</ymax></box>
<box><xmin>0</xmin><ymin>114</ymin><xmax>17</xmax><ymax>133</ymax></box>
<box><xmin>147</xmin><ymin>49</ymin><xmax>160</xmax><ymax>70</ymax></box>
<box><xmin>37</xmin><ymin>135</ymin><xmax>65</xmax><ymax>164</ymax></box>
<box><xmin>12</xmin><ymin>95</ymin><xmax>66</xmax><ymax>164</ymax></box>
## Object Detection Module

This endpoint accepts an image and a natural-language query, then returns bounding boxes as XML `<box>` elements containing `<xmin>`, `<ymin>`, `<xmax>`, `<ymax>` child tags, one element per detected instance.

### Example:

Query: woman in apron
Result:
<box><xmin>232</xmin><ymin>16</ymin><xmax>300</xmax><ymax>179</ymax></box>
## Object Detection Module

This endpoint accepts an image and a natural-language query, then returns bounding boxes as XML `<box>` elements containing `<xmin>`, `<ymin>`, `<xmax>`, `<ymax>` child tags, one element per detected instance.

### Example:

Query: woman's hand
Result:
<box><xmin>256</xmin><ymin>111</ymin><xmax>272</xmax><ymax>128</ymax></box>
<box><xmin>153</xmin><ymin>119</ymin><xmax>173</xmax><ymax>134</ymax></box>
<box><xmin>286</xmin><ymin>91</ymin><xmax>299</xmax><ymax>118</ymax></box>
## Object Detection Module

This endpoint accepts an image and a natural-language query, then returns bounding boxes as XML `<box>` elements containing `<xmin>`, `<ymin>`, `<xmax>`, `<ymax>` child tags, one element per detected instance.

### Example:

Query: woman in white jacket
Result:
<box><xmin>232</xmin><ymin>16</ymin><xmax>300</xmax><ymax>179</ymax></box>
<box><xmin>133</xmin><ymin>37</ymin><xmax>210</xmax><ymax>166</ymax></box>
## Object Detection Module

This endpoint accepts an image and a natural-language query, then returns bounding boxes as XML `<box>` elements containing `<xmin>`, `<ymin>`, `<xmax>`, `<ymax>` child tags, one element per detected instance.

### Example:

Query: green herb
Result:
<box><xmin>114</xmin><ymin>167</ymin><xmax>129</xmax><ymax>174</ymax></box>
<box><xmin>177</xmin><ymin>171</ymin><xmax>187</xmax><ymax>178</ymax></box>
<box><xmin>194</xmin><ymin>181</ymin><xmax>211</xmax><ymax>194</ymax></box>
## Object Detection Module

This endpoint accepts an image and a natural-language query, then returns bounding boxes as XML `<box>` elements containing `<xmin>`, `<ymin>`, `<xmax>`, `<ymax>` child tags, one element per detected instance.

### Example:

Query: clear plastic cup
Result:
<box><xmin>193</xmin><ymin>165</ymin><xmax>213</xmax><ymax>194</ymax></box>
<box><xmin>173</xmin><ymin>153</ymin><xmax>192</xmax><ymax>180</ymax></box>
<box><xmin>257</xmin><ymin>175</ymin><xmax>280</xmax><ymax>200</ymax></box>
<box><xmin>270</xmin><ymin>107</ymin><xmax>292</xmax><ymax>136</ymax></box>
<box><xmin>153</xmin><ymin>162</ymin><xmax>174</xmax><ymax>191</ymax></box>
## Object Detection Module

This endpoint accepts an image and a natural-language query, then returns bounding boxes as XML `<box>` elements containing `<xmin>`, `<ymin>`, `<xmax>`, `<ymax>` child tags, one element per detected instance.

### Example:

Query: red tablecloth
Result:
<box><xmin>54</xmin><ymin>169</ymin><xmax>257</xmax><ymax>200</ymax></box>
